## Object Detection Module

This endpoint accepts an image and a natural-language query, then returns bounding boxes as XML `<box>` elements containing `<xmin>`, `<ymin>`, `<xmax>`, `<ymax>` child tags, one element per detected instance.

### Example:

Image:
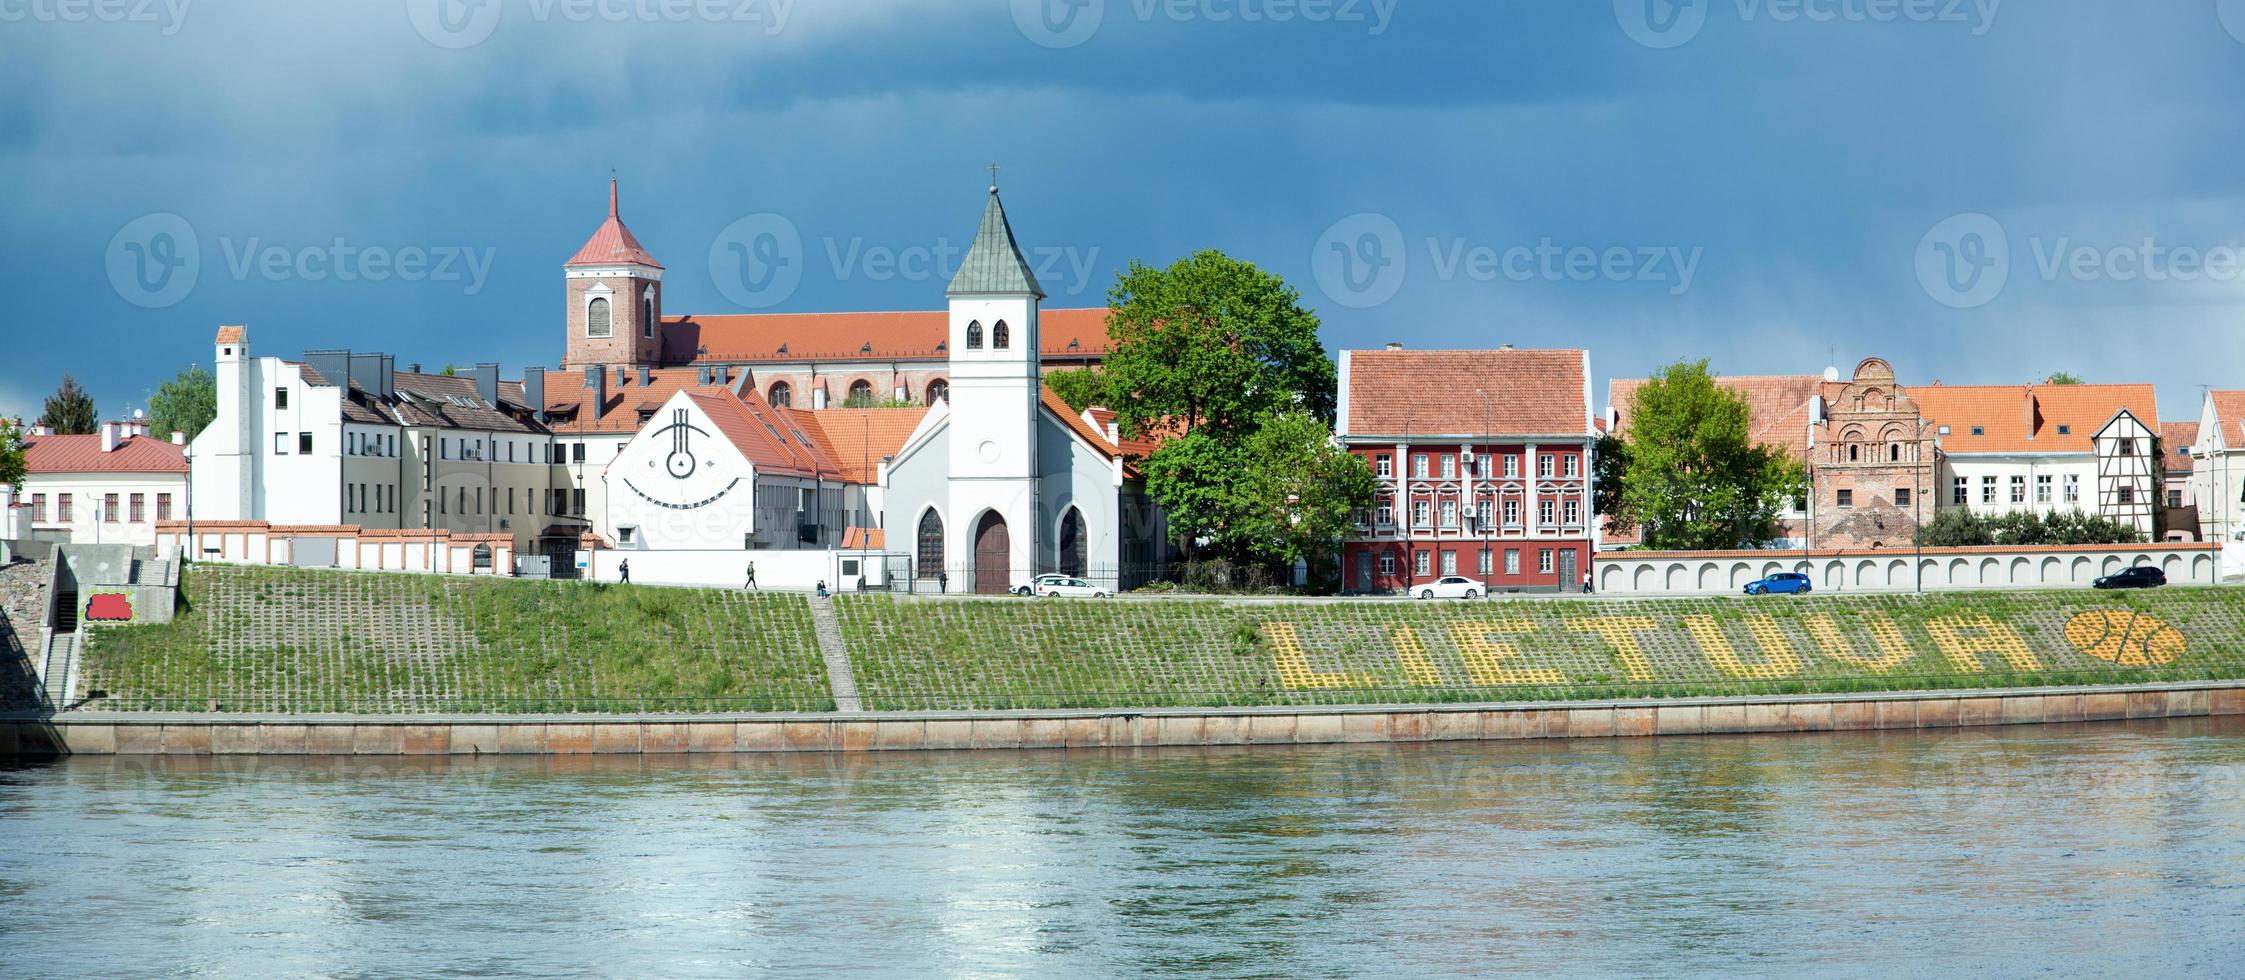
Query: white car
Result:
<box><xmin>1022</xmin><ymin>574</ymin><xmax>1109</xmax><ymax>598</ymax></box>
<box><xmin>1414</xmin><ymin>576</ymin><xmax>1487</xmax><ymax>600</ymax></box>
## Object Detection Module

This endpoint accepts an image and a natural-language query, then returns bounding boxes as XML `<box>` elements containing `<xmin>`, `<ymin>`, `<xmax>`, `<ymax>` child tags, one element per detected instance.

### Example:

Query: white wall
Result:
<box><xmin>1595</xmin><ymin>543</ymin><xmax>2222</xmax><ymax>595</ymax></box>
<box><xmin>1938</xmin><ymin>454</ymin><xmax>2095</xmax><ymax>517</ymax></box>
<box><xmin>580</xmin><ymin>548</ymin><xmax>891</xmax><ymax>589</ymax></box>
<box><xmin>19</xmin><ymin>472</ymin><xmax>187</xmax><ymax>547</ymax></box>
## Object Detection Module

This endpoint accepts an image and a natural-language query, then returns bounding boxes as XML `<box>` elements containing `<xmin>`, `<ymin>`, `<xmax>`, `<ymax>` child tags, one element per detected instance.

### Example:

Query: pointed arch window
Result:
<box><xmin>993</xmin><ymin>320</ymin><xmax>1010</xmax><ymax>350</ymax></box>
<box><xmin>641</xmin><ymin>288</ymin><xmax>655</xmax><ymax>339</ymax></box>
<box><xmin>928</xmin><ymin>379</ymin><xmax>949</xmax><ymax>404</ymax></box>
<box><xmin>917</xmin><ymin>509</ymin><xmax>945</xmax><ymax>576</ymax></box>
<box><xmin>966</xmin><ymin>321</ymin><xmax>984</xmax><ymax>349</ymax></box>
<box><xmin>847</xmin><ymin>380</ymin><xmax>875</xmax><ymax>406</ymax></box>
<box><xmin>586</xmin><ymin>297</ymin><xmax>612</xmax><ymax>338</ymax></box>
<box><xmin>1058</xmin><ymin>507</ymin><xmax>1087</xmax><ymax>578</ymax></box>
<box><xmin>769</xmin><ymin>382</ymin><xmax>792</xmax><ymax>408</ymax></box>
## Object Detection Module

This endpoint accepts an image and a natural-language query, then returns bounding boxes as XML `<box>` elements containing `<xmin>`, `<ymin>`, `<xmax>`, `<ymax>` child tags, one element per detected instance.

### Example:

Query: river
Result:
<box><xmin>3</xmin><ymin>720</ymin><xmax>2241</xmax><ymax>977</ymax></box>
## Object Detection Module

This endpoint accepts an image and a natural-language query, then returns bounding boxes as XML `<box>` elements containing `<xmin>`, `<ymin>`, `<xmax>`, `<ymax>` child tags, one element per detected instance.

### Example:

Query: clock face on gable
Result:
<box><xmin>621</xmin><ymin>407</ymin><xmax>743</xmax><ymax>510</ymax></box>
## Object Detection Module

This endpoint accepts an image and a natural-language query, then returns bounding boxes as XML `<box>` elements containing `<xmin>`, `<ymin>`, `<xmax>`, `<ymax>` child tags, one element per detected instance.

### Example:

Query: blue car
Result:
<box><xmin>1744</xmin><ymin>572</ymin><xmax>1813</xmax><ymax>596</ymax></box>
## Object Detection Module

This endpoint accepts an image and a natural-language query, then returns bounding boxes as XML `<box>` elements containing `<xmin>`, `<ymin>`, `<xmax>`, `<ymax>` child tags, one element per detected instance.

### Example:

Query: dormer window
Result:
<box><xmin>966</xmin><ymin>321</ymin><xmax>984</xmax><ymax>349</ymax></box>
<box><xmin>1970</xmin><ymin>426</ymin><xmax>1985</xmax><ymax>436</ymax></box>
<box><xmin>993</xmin><ymin>320</ymin><xmax>1010</xmax><ymax>350</ymax></box>
<box><xmin>2057</xmin><ymin>424</ymin><xmax>2071</xmax><ymax>436</ymax></box>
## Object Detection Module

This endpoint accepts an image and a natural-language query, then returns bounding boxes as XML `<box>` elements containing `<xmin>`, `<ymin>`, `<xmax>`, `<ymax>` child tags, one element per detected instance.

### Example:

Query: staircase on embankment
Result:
<box><xmin>808</xmin><ymin>595</ymin><xmax>862</xmax><ymax>712</ymax></box>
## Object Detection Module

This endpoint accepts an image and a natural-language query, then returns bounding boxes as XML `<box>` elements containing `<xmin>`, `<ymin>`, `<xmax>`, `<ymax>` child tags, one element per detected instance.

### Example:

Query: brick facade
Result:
<box><xmin>1808</xmin><ymin>358</ymin><xmax>1936</xmax><ymax>549</ymax></box>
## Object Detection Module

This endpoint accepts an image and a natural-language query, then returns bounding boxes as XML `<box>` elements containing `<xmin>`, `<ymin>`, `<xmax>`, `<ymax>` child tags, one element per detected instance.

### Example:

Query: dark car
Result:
<box><xmin>1744</xmin><ymin>572</ymin><xmax>1813</xmax><ymax>596</ymax></box>
<box><xmin>2093</xmin><ymin>566</ymin><xmax>2166</xmax><ymax>590</ymax></box>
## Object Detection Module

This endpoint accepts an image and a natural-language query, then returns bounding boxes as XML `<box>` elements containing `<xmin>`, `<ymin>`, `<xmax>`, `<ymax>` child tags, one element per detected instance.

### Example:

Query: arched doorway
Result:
<box><xmin>973</xmin><ymin>511</ymin><xmax>1010</xmax><ymax>595</ymax></box>
<box><xmin>1058</xmin><ymin>507</ymin><xmax>1087</xmax><ymax>578</ymax></box>
<box><xmin>916</xmin><ymin>509</ymin><xmax>944</xmax><ymax>579</ymax></box>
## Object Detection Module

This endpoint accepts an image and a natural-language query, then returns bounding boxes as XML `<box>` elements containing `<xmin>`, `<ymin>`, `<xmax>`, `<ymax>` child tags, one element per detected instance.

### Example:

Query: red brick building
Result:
<box><xmin>1337</xmin><ymin>345</ymin><xmax>1596</xmax><ymax>594</ymax></box>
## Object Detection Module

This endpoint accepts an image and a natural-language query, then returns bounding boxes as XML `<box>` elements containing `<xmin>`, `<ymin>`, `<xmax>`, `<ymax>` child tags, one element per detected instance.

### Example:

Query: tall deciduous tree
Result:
<box><xmin>39</xmin><ymin>375</ymin><xmax>97</xmax><ymax>434</ymax></box>
<box><xmin>147</xmin><ymin>365</ymin><xmax>218</xmax><ymax>442</ymax></box>
<box><xmin>1610</xmin><ymin>360</ymin><xmax>1806</xmax><ymax>550</ymax></box>
<box><xmin>1236</xmin><ymin>411</ymin><xmax>1380</xmax><ymax>584</ymax></box>
<box><xmin>0</xmin><ymin>417</ymin><xmax>26</xmax><ymax>488</ymax></box>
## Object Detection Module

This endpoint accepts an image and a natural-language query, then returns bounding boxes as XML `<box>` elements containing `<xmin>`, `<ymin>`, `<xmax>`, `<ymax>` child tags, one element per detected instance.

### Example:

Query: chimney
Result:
<box><xmin>587</xmin><ymin>365</ymin><xmax>608</xmax><ymax>420</ymax></box>
<box><xmin>1106</xmin><ymin>420</ymin><xmax>1120</xmax><ymax>445</ymax></box>
<box><xmin>616</xmin><ymin>366</ymin><xmax>629</xmax><ymax>388</ymax></box>
<box><xmin>474</xmin><ymin>362</ymin><xmax>500</xmax><ymax>408</ymax></box>
<box><xmin>171</xmin><ymin>432</ymin><xmax>186</xmax><ymax>446</ymax></box>
<box><xmin>409</xmin><ymin>363</ymin><xmax>422</xmax><ymax>375</ymax></box>
<box><xmin>1385</xmin><ymin>341</ymin><xmax>1404</xmax><ymax>351</ymax></box>
<box><xmin>304</xmin><ymin>349</ymin><xmax>352</xmax><ymax>390</ymax></box>
<box><xmin>29</xmin><ymin>424</ymin><xmax>52</xmax><ymax>437</ymax></box>
<box><xmin>100</xmin><ymin>420</ymin><xmax>121</xmax><ymax>453</ymax></box>
<box><xmin>1498</xmin><ymin>344</ymin><xmax>1515</xmax><ymax>351</ymax></box>
<box><xmin>380</xmin><ymin>355</ymin><xmax>395</xmax><ymax>400</ymax></box>
<box><xmin>525</xmin><ymin>366</ymin><xmax>547</xmax><ymax>423</ymax></box>
<box><xmin>637</xmin><ymin>365</ymin><xmax>651</xmax><ymax>389</ymax></box>
<box><xmin>2024</xmin><ymin>388</ymin><xmax>2038</xmax><ymax>441</ymax></box>
<box><xmin>698</xmin><ymin>366</ymin><xmax>711</xmax><ymax>386</ymax></box>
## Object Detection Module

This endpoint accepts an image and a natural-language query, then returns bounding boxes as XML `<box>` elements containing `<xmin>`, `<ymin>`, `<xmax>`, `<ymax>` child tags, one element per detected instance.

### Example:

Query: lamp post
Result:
<box><xmin>1476</xmin><ymin>388</ymin><xmax>1491</xmax><ymax>594</ymax></box>
<box><xmin>1915</xmin><ymin>416</ymin><xmax>1938</xmax><ymax>593</ymax></box>
<box><xmin>1402</xmin><ymin>416</ymin><xmax>1417</xmax><ymax>591</ymax></box>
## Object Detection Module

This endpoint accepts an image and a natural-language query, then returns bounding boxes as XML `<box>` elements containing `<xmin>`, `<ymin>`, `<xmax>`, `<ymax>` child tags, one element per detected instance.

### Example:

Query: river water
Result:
<box><xmin>3</xmin><ymin>720</ymin><xmax>2242</xmax><ymax>977</ymax></box>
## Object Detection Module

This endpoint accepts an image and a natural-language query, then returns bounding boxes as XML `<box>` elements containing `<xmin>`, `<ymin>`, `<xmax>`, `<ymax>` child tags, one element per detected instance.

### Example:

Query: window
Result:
<box><xmin>104</xmin><ymin>493</ymin><xmax>120</xmax><ymax>523</ymax></box>
<box><xmin>1504</xmin><ymin>455</ymin><xmax>1519</xmax><ymax>478</ymax></box>
<box><xmin>1889</xmin><ymin>444</ymin><xmax>1901</xmax><ymax>462</ymax></box>
<box><xmin>1564</xmin><ymin>455</ymin><xmax>1579</xmax><ymax>478</ymax></box>
<box><xmin>129</xmin><ymin>494</ymin><xmax>145</xmax><ymax>523</ymax></box>
<box><xmin>571</xmin><ymin>489</ymin><xmax>585</xmax><ymax>515</ymax></box>
<box><xmin>1439</xmin><ymin>500</ymin><xmax>1458</xmax><ymax>528</ymax></box>
<box><xmin>768</xmin><ymin>382</ymin><xmax>792</xmax><ymax>408</ymax></box>
<box><xmin>1375</xmin><ymin>454</ymin><xmax>1392</xmax><ymax>478</ymax></box>
<box><xmin>1848</xmin><ymin>445</ymin><xmax>1860</xmax><ymax>462</ymax></box>
<box><xmin>1539</xmin><ymin>454</ymin><xmax>1555</xmax><ymax>478</ymax></box>
<box><xmin>966</xmin><ymin>321</ymin><xmax>983</xmax><ymax>349</ymax></box>
<box><xmin>2064</xmin><ymin>475</ymin><xmax>2080</xmax><ymax>503</ymax></box>
<box><xmin>1412</xmin><ymin>500</ymin><xmax>1430</xmax><ymax>528</ymax></box>
<box><xmin>1440</xmin><ymin>454</ymin><xmax>1456</xmax><ymax>479</ymax></box>
<box><xmin>299</xmin><ymin>432</ymin><xmax>312</xmax><ymax>454</ymax></box>
<box><xmin>1971</xmin><ymin>426</ymin><xmax>1985</xmax><ymax>436</ymax></box>
<box><xmin>572</xmin><ymin>442</ymin><xmax>586</xmax><ymax>463</ymax></box>
<box><xmin>1441</xmin><ymin>551</ymin><xmax>1458</xmax><ymax>576</ymax></box>
<box><xmin>1413</xmin><ymin>454</ymin><xmax>1429</xmax><ymax>478</ymax></box>
<box><xmin>2010</xmin><ymin>475</ymin><xmax>2026</xmax><ymax>504</ymax></box>
<box><xmin>1538</xmin><ymin>499</ymin><xmax>1555</xmax><ymax>527</ymax></box>
<box><xmin>992</xmin><ymin>320</ymin><xmax>1010</xmax><ymax>350</ymax></box>
<box><xmin>1414</xmin><ymin>550</ymin><xmax>1431</xmax><ymax>576</ymax></box>
<box><xmin>1563</xmin><ymin>500</ymin><xmax>1580</xmax><ymax>526</ymax></box>
<box><xmin>847</xmin><ymin>380</ymin><xmax>874</xmax><ymax>405</ymax></box>
<box><xmin>2118</xmin><ymin>438</ymin><xmax>2137</xmax><ymax>457</ymax></box>
<box><xmin>508</xmin><ymin>488</ymin><xmax>515</xmax><ymax>515</ymax></box>
<box><xmin>2057</xmin><ymin>424</ymin><xmax>2072</xmax><ymax>436</ymax></box>
<box><xmin>275</xmin><ymin>387</ymin><xmax>289</xmax><ymax>409</ymax></box>
<box><xmin>1478</xmin><ymin>550</ymin><xmax>1492</xmax><ymax>575</ymax></box>
<box><xmin>1895</xmin><ymin>488</ymin><xmax>1911</xmax><ymax>508</ymax></box>
<box><xmin>1981</xmin><ymin>476</ymin><xmax>1997</xmax><ymax>504</ymax></box>
<box><xmin>349</xmin><ymin>432</ymin><xmax>358</xmax><ymax>455</ymax></box>
<box><xmin>1953</xmin><ymin>477</ymin><xmax>1968</xmax><ymax>506</ymax></box>
<box><xmin>1836</xmin><ymin>489</ymin><xmax>1854</xmax><ymax>509</ymax></box>
<box><xmin>2117</xmin><ymin>485</ymin><xmax>2135</xmax><ymax>505</ymax></box>
<box><xmin>2169</xmin><ymin>489</ymin><xmax>2184</xmax><ymax>508</ymax></box>
<box><xmin>927</xmin><ymin>379</ymin><xmax>948</xmax><ymax>404</ymax></box>
<box><xmin>1503</xmin><ymin>499</ymin><xmax>1520</xmax><ymax>528</ymax></box>
<box><xmin>2036</xmin><ymin>475</ymin><xmax>2052</xmax><ymax>504</ymax></box>
<box><xmin>1476</xmin><ymin>499</ymin><xmax>1493</xmax><ymax>528</ymax></box>
<box><xmin>586</xmin><ymin>296</ymin><xmax>612</xmax><ymax>337</ymax></box>
<box><xmin>1379</xmin><ymin>554</ymin><xmax>1396</xmax><ymax>576</ymax></box>
<box><xmin>29</xmin><ymin>494</ymin><xmax>44</xmax><ymax>522</ymax></box>
<box><xmin>1505</xmin><ymin>549</ymin><xmax>1521</xmax><ymax>575</ymax></box>
<box><xmin>1476</xmin><ymin>456</ymin><xmax>1492</xmax><ymax>479</ymax></box>
<box><xmin>642</xmin><ymin>292</ymin><xmax>655</xmax><ymax>338</ymax></box>
<box><xmin>275</xmin><ymin>432</ymin><xmax>290</xmax><ymax>454</ymax></box>
<box><xmin>1376</xmin><ymin>503</ymin><xmax>1393</xmax><ymax>526</ymax></box>
<box><xmin>1539</xmin><ymin>549</ymin><xmax>1555</xmax><ymax>574</ymax></box>
<box><xmin>57</xmin><ymin>495</ymin><xmax>72</xmax><ymax>523</ymax></box>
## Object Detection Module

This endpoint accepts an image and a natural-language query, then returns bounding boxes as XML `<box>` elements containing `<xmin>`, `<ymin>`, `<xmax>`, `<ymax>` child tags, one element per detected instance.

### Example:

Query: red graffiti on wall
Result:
<box><xmin>85</xmin><ymin>594</ymin><xmax>134</xmax><ymax>622</ymax></box>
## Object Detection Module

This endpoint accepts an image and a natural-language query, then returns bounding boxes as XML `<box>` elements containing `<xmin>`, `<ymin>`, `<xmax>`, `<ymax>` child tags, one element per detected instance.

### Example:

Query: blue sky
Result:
<box><xmin>5</xmin><ymin>1</ymin><xmax>2245</xmax><ymax>426</ymax></box>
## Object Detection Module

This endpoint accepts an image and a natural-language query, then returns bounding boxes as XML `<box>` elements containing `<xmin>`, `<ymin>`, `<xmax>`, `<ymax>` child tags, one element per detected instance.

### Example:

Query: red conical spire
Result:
<box><xmin>568</xmin><ymin>177</ymin><xmax>663</xmax><ymax>269</ymax></box>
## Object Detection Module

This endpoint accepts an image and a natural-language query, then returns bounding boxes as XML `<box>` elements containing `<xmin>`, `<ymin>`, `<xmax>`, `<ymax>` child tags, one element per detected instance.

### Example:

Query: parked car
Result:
<box><xmin>1026</xmin><ymin>574</ymin><xmax>1110</xmax><ymax>598</ymax></box>
<box><xmin>2092</xmin><ymin>566</ymin><xmax>2166</xmax><ymax>590</ymax></box>
<box><xmin>1415</xmin><ymin>576</ymin><xmax>1487</xmax><ymax>600</ymax></box>
<box><xmin>1744</xmin><ymin>572</ymin><xmax>1813</xmax><ymax>596</ymax></box>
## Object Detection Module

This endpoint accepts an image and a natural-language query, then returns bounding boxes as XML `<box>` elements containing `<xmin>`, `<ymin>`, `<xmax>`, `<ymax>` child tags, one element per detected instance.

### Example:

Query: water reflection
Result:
<box><xmin>3</xmin><ymin>719</ymin><xmax>2242</xmax><ymax>976</ymax></box>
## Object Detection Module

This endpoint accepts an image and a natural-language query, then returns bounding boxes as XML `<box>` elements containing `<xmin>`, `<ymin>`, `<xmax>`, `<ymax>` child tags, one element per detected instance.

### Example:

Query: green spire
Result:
<box><xmin>947</xmin><ymin>185</ymin><xmax>1046</xmax><ymax>299</ymax></box>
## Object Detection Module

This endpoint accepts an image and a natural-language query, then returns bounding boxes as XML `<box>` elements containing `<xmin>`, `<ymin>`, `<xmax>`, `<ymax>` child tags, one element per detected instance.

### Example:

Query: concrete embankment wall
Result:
<box><xmin>8</xmin><ymin>681</ymin><xmax>2241</xmax><ymax>756</ymax></box>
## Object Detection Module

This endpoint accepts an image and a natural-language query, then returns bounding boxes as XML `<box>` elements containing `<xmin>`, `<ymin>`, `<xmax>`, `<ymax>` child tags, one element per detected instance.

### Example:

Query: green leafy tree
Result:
<box><xmin>0</xmin><ymin>417</ymin><xmax>26</xmax><ymax>488</ymax></box>
<box><xmin>39</xmin><ymin>375</ymin><xmax>98</xmax><ymax>434</ymax></box>
<box><xmin>147</xmin><ymin>365</ymin><xmax>217</xmax><ymax>442</ymax></box>
<box><xmin>1915</xmin><ymin>508</ymin><xmax>1994</xmax><ymax>547</ymax></box>
<box><xmin>1917</xmin><ymin>508</ymin><xmax>2141</xmax><ymax>547</ymax></box>
<box><xmin>1235</xmin><ymin>412</ymin><xmax>1380</xmax><ymax>585</ymax></box>
<box><xmin>1044</xmin><ymin>367</ymin><xmax>1113</xmax><ymax>413</ymax></box>
<box><xmin>1139</xmin><ymin>432</ymin><xmax>1252</xmax><ymax>560</ymax></box>
<box><xmin>1591</xmin><ymin>432</ymin><xmax>1632</xmax><ymax>536</ymax></box>
<box><xmin>1610</xmin><ymin>360</ymin><xmax>1806</xmax><ymax>550</ymax></box>
<box><xmin>2045</xmin><ymin>372</ymin><xmax>2083</xmax><ymax>385</ymax></box>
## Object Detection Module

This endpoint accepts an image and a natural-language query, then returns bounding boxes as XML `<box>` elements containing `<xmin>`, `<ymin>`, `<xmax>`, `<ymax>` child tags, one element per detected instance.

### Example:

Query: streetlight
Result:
<box><xmin>1402</xmin><ymin>416</ymin><xmax>1417</xmax><ymax>591</ymax></box>
<box><xmin>1914</xmin><ymin>416</ymin><xmax>1939</xmax><ymax>593</ymax></box>
<box><xmin>1476</xmin><ymin>388</ymin><xmax>1491</xmax><ymax>593</ymax></box>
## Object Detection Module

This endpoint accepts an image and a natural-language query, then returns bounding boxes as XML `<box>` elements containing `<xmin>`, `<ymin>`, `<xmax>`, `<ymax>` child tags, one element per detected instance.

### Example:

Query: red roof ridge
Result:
<box><xmin>566</xmin><ymin>178</ymin><xmax>664</xmax><ymax>270</ymax></box>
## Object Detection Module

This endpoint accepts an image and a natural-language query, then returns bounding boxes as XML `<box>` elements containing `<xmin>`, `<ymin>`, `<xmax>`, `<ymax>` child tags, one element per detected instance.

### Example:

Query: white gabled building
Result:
<box><xmin>1911</xmin><ymin>382</ymin><xmax>2162</xmax><ymax>535</ymax></box>
<box><xmin>2189</xmin><ymin>390</ymin><xmax>2245</xmax><ymax>545</ymax></box>
<box><xmin>5</xmin><ymin>418</ymin><xmax>188</xmax><ymax>548</ymax></box>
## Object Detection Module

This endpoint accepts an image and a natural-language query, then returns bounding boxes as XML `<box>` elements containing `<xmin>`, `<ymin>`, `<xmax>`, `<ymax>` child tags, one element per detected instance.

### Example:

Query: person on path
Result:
<box><xmin>745</xmin><ymin>562</ymin><xmax>758</xmax><ymax>591</ymax></box>
<box><xmin>938</xmin><ymin>569</ymin><xmax>949</xmax><ymax>595</ymax></box>
<box><xmin>618</xmin><ymin>559</ymin><xmax>631</xmax><ymax>584</ymax></box>
<box><xmin>816</xmin><ymin>579</ymin><xmax>829</xmax><ymax>598</ymax></box>
<box><xmin>1582</xmin><ymin>570</ymin><xmax>1593</xmax><ymax>595</ymax></box>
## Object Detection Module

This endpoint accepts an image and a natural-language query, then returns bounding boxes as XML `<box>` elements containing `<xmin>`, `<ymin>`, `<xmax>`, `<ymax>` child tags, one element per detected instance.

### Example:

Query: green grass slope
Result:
<box><xmin>78</xmin><ymin>565</ymin><xmax>832</xmax><ymax>713</ymax></box>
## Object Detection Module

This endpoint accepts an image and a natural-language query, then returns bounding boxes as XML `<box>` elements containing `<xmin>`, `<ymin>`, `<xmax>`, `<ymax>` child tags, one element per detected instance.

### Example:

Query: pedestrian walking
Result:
<box><xmin>938</xmin><ymin>569</ymin><xmax>949</xmax><ymax>594</ymax></box>
<box><xmin>745</xmin><ymin>562</ymin><xmax>758</xmax><ymax>590</ymax></box>
<box><xmin>618</xmin><ymin>559</ymin><xmax>631</xmax><ymax>584</ymax></box>
<box><xmin>1581</xmin><ymin>570</ymin><xmax>1593</xmax><ymax>595</ymax></box>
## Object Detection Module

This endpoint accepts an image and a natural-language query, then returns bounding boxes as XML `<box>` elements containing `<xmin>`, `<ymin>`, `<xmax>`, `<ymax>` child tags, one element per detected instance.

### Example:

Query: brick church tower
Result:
<box><xmin>563</xmin><ymin>179</ymin><xmax>664</xmax><ymax>370</ymax></box>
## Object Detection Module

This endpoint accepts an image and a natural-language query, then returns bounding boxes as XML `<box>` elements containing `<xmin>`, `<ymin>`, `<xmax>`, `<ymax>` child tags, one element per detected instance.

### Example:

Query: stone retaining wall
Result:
<box><xmin>7</xmin><ymin>681</ymin><xmax>2240</xmax><ymax>756</ymax></box>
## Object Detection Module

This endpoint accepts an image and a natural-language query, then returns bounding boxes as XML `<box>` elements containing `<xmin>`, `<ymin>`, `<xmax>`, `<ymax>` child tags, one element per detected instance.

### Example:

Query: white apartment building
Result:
<box><xmin>2189</xmin><ymin>390</ymin><xmax>2245</xmax><ymax>544</ymax></box>
<box><xmin>1913</xmin><ymin>384</ymin><xmax>2162</xmax><ymax>536</ymax></box>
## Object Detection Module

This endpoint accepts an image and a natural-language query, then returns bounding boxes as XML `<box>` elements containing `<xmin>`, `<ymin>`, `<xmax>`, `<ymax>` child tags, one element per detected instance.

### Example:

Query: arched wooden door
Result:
<box><xmin>1058</xmin><ymin>508</ymin><xmax>1087</xmax><ymax>578</ymax></box>
<box><xmin>973</xmin><ymin>511</ymin><xmax>1011</xmax><ymax>595</ymax></box>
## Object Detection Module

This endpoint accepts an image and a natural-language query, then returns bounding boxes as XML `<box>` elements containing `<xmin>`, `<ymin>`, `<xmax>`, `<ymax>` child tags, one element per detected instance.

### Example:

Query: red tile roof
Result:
<box><xmin>566</xmin><ymin>180</ymin><xmax>663</xmax><ymax>270</ymax></box>
<box><xmin>214</xmin><ymin>325</ymin><xmax>244</xmax><ymax>345</ymax></box>
<box><xmin>1913</xmin><ymin>384</ymin><xmax>2156</xmax><ymax>454</ymax></box>
<box><xmin>545</xmin><ymin>367</ymin><xmax>712</xmax><ymax>434</ymax></box>
<box><xmin>1607</xmin><ymin>374</ymin><xmax>1826</xmax><ymax>461</ymax></box>
<box><xmin>2163</xmin><ymin>422</ymin><xmax>2198</xmax><ymax>474</ymax></box>
<box><xmin>1346</xmin><ymin>348</ymin><xmax>1589</xmax><ymax>437</ymax></box>
<box><xmin>661</xmin><ymin>308</ymin><xmax>1111</xmax><ymax>364</ymax></box>
<box><xmin>683</xmin><ymin>389</ymin><xmax>840</xmax><ymax>482</ymax></box>
<box><xmin>840</xmin><ymin>527</ymin><xmax>885</xmax><ymax>550</ymax></box>
<box><xmin>2212</xmin><ymin>391</ymin><xmax>2245</xmax><ymax>447</ymax></box>
<box><xmin>786</xmin><ymin>408</ymin><xmax>928</xmax><ymax>485</ymax></box>
<box><xmin>23</xmin><ymin>434</ymin><xmax>187</xmax><ymax>475</ymax></box>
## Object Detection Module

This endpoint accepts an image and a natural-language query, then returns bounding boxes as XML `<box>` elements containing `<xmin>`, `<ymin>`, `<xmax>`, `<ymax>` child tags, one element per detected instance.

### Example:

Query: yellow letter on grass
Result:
<box><xmin>1805</xmin><ymin>612</ymin><xmax>1914</xmax><ymax>671</ymax></box>
<box><xmin>1263</xmin><ymin>622</ymin><xmax>1381</xmax><ymax>690</ymax></box>
<box><xmin>1447</xmin><ymin>620</ymin><xmax>1566</xmax><ymax>686</ymax></box>
<box><xmin>1682</xmin><ymin>615</ymin><xmax>1805</xmax><ymax>680</ymax></box>
<box><xmin>1567</xmin><ymin>616</ymin><xmax>1658</xmax><ymax>682</ymax></box>
<box><xmin>1925</xmin><ymin>613</ymin><xmax>2043</xmax><ymax>673</ymax></box>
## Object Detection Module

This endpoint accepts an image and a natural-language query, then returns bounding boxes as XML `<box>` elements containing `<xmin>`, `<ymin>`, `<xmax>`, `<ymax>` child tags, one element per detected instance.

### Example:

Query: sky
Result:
<box><xmin>4</xmin><ymin>0</ymin><xmax>2245</xmax><ymax>427</ymax></box>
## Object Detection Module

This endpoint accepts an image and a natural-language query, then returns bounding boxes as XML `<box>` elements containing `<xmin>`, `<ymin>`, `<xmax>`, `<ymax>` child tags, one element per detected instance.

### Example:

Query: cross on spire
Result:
<box><xmin>989</xmin><ymin>162</ymin><xmax>1000</xmax><ymax>194</ymax></box>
